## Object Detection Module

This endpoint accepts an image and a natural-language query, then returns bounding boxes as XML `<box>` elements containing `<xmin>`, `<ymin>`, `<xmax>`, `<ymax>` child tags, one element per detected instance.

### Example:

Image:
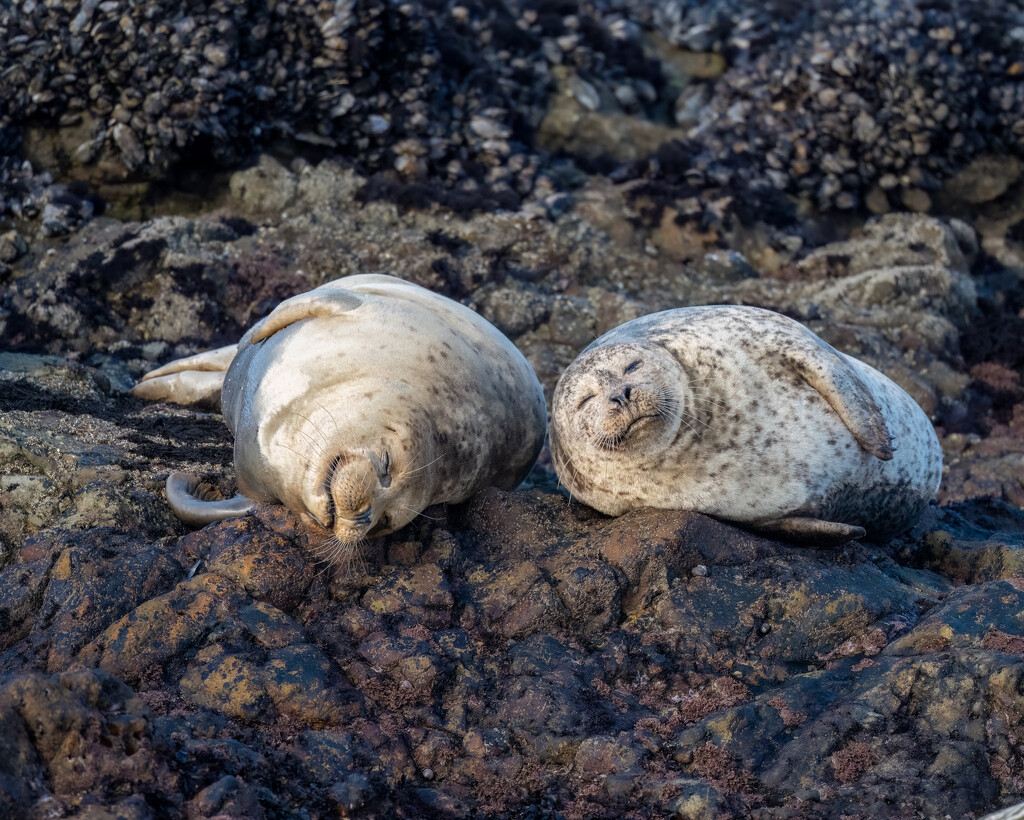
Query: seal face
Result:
<box><xmin>563</xmin><ymin>342</ymin><xmax>686</xmax><ymax>456</ymax></box>
<box><xmin>550</xmin><ymin>306</ymin><xmax>943</xmax><ymax>543</ymax></box>
<box><xmin>133</xmin><ymin>274</ymin><xmax>548</xmax><ymax>561</ymax></box>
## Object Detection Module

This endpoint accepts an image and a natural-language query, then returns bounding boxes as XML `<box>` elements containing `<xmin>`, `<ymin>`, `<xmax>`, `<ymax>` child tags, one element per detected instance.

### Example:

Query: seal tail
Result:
<box><xmin>165</xmin><ymin>471</ymin><xmax>254</xmax><ymax>526</ymax></box>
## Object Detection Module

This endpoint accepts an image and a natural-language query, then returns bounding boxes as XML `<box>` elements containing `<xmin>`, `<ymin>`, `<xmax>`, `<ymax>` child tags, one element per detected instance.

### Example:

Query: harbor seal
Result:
<box><xmin>550</xmin><ymin>306</ymin><xmax>942</xmax><ymax>543</ymax></box>
<box><xmin>133</xmin><ymin>274</ymin><xmax>547</xmax><ymax>560</ymax></box>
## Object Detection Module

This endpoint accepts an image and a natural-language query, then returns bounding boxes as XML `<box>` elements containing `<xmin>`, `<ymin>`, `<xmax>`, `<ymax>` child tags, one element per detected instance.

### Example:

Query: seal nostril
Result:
<box><xmin>610</xmin><ymin>386</ymin><xmax>632</xmax><ymax>406</ymax></box>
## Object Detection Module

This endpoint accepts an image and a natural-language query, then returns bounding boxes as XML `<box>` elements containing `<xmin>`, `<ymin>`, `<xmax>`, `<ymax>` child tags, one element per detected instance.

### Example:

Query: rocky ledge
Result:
<box><xmin>1</xmin><ymin>153</ymin><xmax>1023</xmax><ymax>818</ymax></box>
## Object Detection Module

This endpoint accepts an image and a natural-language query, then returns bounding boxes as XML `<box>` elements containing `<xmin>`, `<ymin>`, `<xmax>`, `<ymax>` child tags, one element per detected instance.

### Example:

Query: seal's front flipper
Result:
<box><xmin>783</xmin><ymin>342</ymin><xmax>895</xmax><ymax>461</ymax></box>
<box><xmin>166</xmin><ymin>471</ymin><xmax>254</xmax><ymax>526</ymax></box>
<box><xmin>750</xmin><ymin>516</ymin><xmax>866</xmax><ymax>546</ymax></box>
<box><xmin>131</xmin><ymin>344</ymin><xmax>238</xmax><ymax>409</ymax></box>
<box><xmin>250</xmin><ymin>288</ymin><xmax>364</xmax><ymax>343</ymax></box>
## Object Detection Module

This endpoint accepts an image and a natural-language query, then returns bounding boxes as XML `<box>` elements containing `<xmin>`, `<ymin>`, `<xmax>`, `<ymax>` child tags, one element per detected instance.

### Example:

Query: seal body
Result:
<box><xmin>550</xmin><ymin>306</ymin><xmax>942</xmax><ymax>542</ymax></box>
<box><xmin>133</xmin><ymin>274</ymin><xmax>547</xmax><ymax>553</ymax></box>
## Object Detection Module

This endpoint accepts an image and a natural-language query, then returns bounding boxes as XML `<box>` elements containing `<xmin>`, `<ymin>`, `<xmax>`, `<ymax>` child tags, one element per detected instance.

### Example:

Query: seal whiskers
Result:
<box><xmin>310</xmin><ymin>532</ymin><xmax>367</xmax><ymax>578</ymax></box>
<box><xmin>400</xmin><ymin>504</ymin><xmax>444</xmax><ymax>522</ymax></box>
<box><xmin>403</xmin><ymin>449</ymin><xmax>449</xmax><ymax>477</ymax></box>
<box><xmin>287</xmin><ymin>410</ymin><xmax>331</xmax><ymax>456</ymax></box>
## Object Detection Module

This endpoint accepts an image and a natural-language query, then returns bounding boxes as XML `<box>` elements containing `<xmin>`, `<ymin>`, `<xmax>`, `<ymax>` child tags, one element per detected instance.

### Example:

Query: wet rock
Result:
<box><xmin>361</xmin><ymin>563</ymin><xmax>453</xmax><ymax>627</ymax></box>
<box><xmin>0</xmin><ymin>230</ymin><xmax>27</xmax><ymax>263</ymax></box>
<box><xmin>538</xmin><ymin>67</ymin><xmax>687</xmax><ymax>164</ymax></box>
<box><xmin>327</xmin><ymin>772</ymin><xmax>374</xmax><ymax>814</ymax></box>
<box><xmin>206</xmin><ymin>519</ymin><xmax>313</xmax><ymax>614</ymax></box>
<box><xmin>475</xmin><ymin>283</ymin><xmax>551</xmax><ymax>337</ymax></box>
<box><xmin>667</xmin><ymin>778</ymin><xmax>725</xmax><ymax>819</ymax></box>
<box><xmin>186</xmin><ymin>775</ymin><xmax>264</xmax><ymax>820</ymax></box>
<box><xmin>903</xmin><ymin>187</ymin><xmax>933</xmax><ymax>214</ymax></box>
<box><xmin>0</xmin><ymin>669</ymin><xmax>174</xmax><ymax>819</ymax></box>
<box><xmin>885</xmin><ymin>581</ymin><xmax>1024</xmax><ymax>655</ymax></box>
<box><xmin>2</xmin><ymin>138</ymin><xmax>1023</xmax><ymax>820</ymax></box>
<box><xmin>574</xmin><ymin>734</ymin><xmax>645</xmax><ymax>780</ymax></box>
<box><xmin>462</xmin><ymin>560</ymin><xmax>568</xmax><ymax>639</ymax></box>
<box><xmin>693</xmin><ymin>250</ymin><xmax>758</xmax><ymax>282</ymax></box>
<box><xmin>294</xmin><ymin>730</ymin><xmax>354</xmax><ymax>783</ymax></box>
<box><xmin>228</xmin><ymin>156</ymin><xmax>298</xmax><ymax>215</ymax></box>
<box><xmin>796</xmin><ymin>213</ymin><xmax>970</xmax><ymax>279</ymax></box>
<box><xmin>636</xmin><ymin>0</ymin><xmax>1024</xmax><ymax>218</ymax></box>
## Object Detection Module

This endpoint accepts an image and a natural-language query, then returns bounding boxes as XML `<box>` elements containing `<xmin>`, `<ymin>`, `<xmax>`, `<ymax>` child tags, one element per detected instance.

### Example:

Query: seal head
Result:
<box><xmin>552</xmin><ymin>342</ymin><xmax>686</xmax><ymax>457</ymax></box>
<box><xmin>267</xmin><ymin>387</ymin><xmax>446</xmax><ymax>555</ymax></box>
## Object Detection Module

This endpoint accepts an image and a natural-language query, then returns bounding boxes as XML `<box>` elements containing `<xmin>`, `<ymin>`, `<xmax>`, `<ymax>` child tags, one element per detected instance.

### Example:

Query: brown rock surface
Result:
<box><xmin>1</xmin><ymin>156</ymin><xmax>1023</xmax><ymax>818</ymax></box>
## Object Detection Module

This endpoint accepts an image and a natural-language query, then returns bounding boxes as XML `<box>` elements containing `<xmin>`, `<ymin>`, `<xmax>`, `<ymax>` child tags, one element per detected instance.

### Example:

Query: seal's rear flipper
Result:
<box><xmin>250</xmin><ymin>288</ymin><xmax>364</xmax><ymax>343</ymax></box>
<box><xmin>131</xmin><ymin>345</ymin><xmax>238</xmax><ymax>409</ymax></box>
<box><xmin>165</xmin><ymin>471</ymin><xmax>254</xmax><ymax>526</ymax></box>
<box><xmin>750</xmin><ymin>516</ymin><xmax>866</xmax><ymax>547</ymax></box>
<box><xmin>784</xmin><ymin>341</ymin><xmax>895</xmax><ymax>461</ymax></box>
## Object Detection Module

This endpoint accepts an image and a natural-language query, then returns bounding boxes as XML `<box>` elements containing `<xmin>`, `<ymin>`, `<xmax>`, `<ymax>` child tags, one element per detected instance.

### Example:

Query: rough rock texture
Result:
<box><xmin>2</xmin><ymin>7</ymin><xmax>1024</xmax><ymax>817</ymax></box>
<box><xmin>631</xmin><ymin>0</ymin><xmax>1024</xmax><ymax>214</ymax></box>
<box><xmin>3</xmin><ymin>0</ymin><xmax>1024</xmax><ymax>242</ymax></box>
<box><xmin>0</xmin><ymin>0</ymin><xmax>667</xmax><ymax>220</ymax></box>
<box><xmin>1</xmin><ymin>144</ymin><xmax>1024</xmax><ymax>818</ymax></box>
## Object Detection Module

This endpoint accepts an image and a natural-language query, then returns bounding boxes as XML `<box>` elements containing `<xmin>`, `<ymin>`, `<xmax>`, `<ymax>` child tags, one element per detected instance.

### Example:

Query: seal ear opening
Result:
<box><xmin>165</xmin><ymin>471</ymin><xmax>254</xmax><ymax>526</ymax></box>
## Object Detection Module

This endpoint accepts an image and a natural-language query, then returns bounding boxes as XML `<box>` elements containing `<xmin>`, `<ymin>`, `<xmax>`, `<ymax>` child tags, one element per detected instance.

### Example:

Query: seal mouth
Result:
<box><xmin>346</xmin><ymin>507</ymin><xmax>373</xmax><ymax>526</ymax></box>
<box><xmin>601</xmin><ymin>414</ymin><xmax>658</xmax><ymax>450</ymax></box>
<box><xmin>334</xmin><ymin>506</ymin><xmax>374</xmax><ymax>536</ymax></box>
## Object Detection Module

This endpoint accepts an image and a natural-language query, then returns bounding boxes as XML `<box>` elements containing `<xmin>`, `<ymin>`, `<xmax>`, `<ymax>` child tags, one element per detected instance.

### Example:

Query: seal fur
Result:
<box><xmin>550</xmin><ymin>306</ymin><xmax>942</xmax><ymax>543</ymax></box>
<box><xmin>133</xmin><ymin>274</ymin><xmax>548</xmax><ymax>559</ymax></box>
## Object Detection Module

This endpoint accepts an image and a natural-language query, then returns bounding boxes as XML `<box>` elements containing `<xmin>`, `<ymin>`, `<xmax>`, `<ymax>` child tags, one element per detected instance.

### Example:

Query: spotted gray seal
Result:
<box><xmin>550</xmin><ymin>306</ymin><xmax>942</xmax><ymax>543</ymax></box>
<box><xmin>132</xmin><ymin>274</ymin><xmax>547</xmax><ymax>560</ymax></box>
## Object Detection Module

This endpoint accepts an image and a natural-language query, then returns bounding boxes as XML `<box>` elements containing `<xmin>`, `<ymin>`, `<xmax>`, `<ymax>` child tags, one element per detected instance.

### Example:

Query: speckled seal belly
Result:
<box><xmin>133</xmin><ymin>274</ymin><xmax>547</xmax><ymax>559</ymax></box>
<box><xmin>549</xmin><ymin>306</ymin><xmax>942</xmax><ymax>543</ymax></box>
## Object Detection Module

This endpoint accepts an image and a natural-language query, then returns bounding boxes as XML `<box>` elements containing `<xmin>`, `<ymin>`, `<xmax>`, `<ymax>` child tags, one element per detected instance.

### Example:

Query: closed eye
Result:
<box><xmin>374</xmin><ymin>450</ymin><xmax>392</xmax><ymax>487</ymax></box>
<box><xmin>577</xmin><ymin>394</ymin><xmax>595</xmax><ymax>410</ymax></box>
<box><xmin>624</xmin><ymin>360</ymin><xmax>641</xmax><ymax>374</ymax></box>
<box><xmin>320</xmin><ymin>456</ymin><xmax>341</xmax><ymax>528</ymax></box>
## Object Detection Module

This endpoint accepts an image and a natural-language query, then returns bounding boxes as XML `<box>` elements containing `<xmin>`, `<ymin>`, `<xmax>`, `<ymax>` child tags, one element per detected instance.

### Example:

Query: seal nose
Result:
<box><xmin>610</xmin><ymin>386</ymin><xmax>632</xmax><ymax>406</ymax></box>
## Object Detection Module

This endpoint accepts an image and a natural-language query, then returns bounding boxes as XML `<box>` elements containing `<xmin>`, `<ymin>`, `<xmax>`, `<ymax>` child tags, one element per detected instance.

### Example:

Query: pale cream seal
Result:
<box><xmin>133</xmin><ymin>274</ymin><xmax>547</xmax><ymax>561</ymax></box>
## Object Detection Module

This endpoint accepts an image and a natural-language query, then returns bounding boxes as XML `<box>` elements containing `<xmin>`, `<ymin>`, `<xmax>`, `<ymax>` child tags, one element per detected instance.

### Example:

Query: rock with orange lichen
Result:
<box><xmin>79</xmin><ymin>567</ymin><xmax>362</xmax><ymax>726</ymax></box>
